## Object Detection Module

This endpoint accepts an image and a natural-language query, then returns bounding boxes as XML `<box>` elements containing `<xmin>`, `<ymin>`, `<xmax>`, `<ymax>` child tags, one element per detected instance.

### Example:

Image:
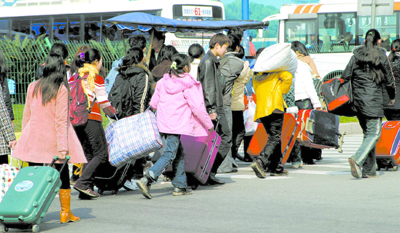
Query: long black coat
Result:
<box><xmin>341</xmin><ymin>46</ymin><xmax>395</xmax><ymax>117</ymax></box>
<box><xmin>383</xmin><ymin>55</ymin><xmax>400</xmax><ymax>110</ymax></box>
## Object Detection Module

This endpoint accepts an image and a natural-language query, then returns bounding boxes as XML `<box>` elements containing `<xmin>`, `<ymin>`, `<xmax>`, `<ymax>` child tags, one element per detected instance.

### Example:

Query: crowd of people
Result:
<box><xmin>0</xmin><ymin>27</ymin><xmax>398</xmax><ymax>224</ymax></box>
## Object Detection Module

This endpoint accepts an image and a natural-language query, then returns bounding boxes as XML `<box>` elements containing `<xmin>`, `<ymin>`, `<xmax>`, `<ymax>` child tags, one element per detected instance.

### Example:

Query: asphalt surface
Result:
<box><xmin>6</xmin><ymin>134</ymin><xmax>400</xmax><ymax>233</ymax></box>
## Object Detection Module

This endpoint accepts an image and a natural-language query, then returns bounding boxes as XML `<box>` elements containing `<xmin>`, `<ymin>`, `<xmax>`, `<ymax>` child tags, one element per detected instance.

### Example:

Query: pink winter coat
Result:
<box><xmin>150</xmin><ymin>73</ymin><xmax>213</xmax><ymax>137</ymax></box>
<box><xmin>13</xmin><ymin>81</ymin><xmax>86</xmax><ymax>164</ymax></box>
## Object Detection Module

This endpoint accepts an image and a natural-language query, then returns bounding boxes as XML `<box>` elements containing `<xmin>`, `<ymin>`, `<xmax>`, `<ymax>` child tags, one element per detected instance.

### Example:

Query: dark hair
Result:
<box><xmin>129</xmin><ymin>35</ymin><xmax>146</xmax><ymax>50</ymax></box>
<box><xmin>169</xmin><ymin>53</ymin><xmax>190</xmax><ymax>78</ymax></box>
<box><xmin>228</xmin><ymin>28</ymin><xmax>243</xmax><ymax>40</ymax></box>
<box><xmin>0</xmin><ymin>50</ymin><xmax>6</xmax><ymax>83</ymax></box>
<box><xmin>158</xmin><ymin>45</ymin><xmax>178</xmax><ymax>62</ymax></box>
<box><xmin>227</xmin><ymin>34</ymin><xmax>240</xmax><ymax>52</ymax></box>
<box><xmin>70</xmin><ymin>45</ymin><xmax>91</xmax><ymax>75</ymax></box>
<box><xmin>209</xmin><ymin>33</ymin><xmax>231</xmax><ymax>49</ymax></box>
<box><xmin>249</xmin><ymin>36</ymin><xmax>253</xmax><ymax>42</ymax></box>
<box><xmin>49</xmin><ymin>43</ymin><xmax>68</xmax><ymax>60</ymax></box>
<box><xmin>255</xmin><ymin>47</ymin><xmax>266</xmax><ymax>59</ymax></box>
<box><xmin>122</xmin><ymin>47</ymin><xmax>144</xmax><ymax>66</ymax></box>
<box><xmin>188</xmin><ymin>43</ymin><xmax>205</xmax><ymax>62</ymax></box>
<box><xmin>364</xmin><ymin>29</ymin><xmax>383</xmax><ymax>83</ymax></box>
<box><xmin>235</xmin><ymin>45</ymin><xmax>245</xmax><ymax>59</ymax></box>
<box><xmin>153</xmin><ymin>31</ymin><xmax>166</xmax><ymax>42</ymax></box>
<box><xmin>75</xmin><ymin>48</ymin><xmax>102</xmax><ymax>68</ymax></box>
<box><xmin>33</xmin><ymin>54</ymin><xmax>68</xmax><ymax>105</ymax></box>
<box><xmin>291</xmin><ymin>41</ymin><xmax>309</xmax><ymax>56</ymax></box>
<box><xmin>389</xmin><ymin>39</ymin><xmax>400</xmax><ymax>62</ymax></box>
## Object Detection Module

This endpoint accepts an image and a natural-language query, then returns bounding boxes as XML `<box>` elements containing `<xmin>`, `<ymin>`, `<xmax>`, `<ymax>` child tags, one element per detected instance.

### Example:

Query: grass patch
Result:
<box><xmin>339</xmin><ymin>116</ymin><xmax>359</xmax><ymax>123</ymax></box>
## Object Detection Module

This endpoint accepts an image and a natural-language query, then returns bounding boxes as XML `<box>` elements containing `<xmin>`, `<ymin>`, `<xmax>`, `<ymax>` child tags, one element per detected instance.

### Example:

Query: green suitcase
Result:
<box><xmin>0</xmin><ymin>157</ymin><xmax>69</xmax><ymax>233</ymax></box>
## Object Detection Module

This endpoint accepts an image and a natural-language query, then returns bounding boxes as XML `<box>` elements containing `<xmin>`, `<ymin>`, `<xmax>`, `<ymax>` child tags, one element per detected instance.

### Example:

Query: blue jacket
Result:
<box><xmin>105</xmin><ymin>58</ymin><xmax>123</xmax><ymax>94</ymax></box>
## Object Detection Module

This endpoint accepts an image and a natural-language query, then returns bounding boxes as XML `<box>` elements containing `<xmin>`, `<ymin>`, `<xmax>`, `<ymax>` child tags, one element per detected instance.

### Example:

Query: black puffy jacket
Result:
<box><xmin>110</xmin><ymin>64</ymin><xmax>151</xmax><ymax>119</ymax></box>
<box><xmin>383</xmin><ymin>55</ymin><xmax>400</xmax><ymax>110</ymax></box>
<box><xmin>341</xmin><ymin>46</ymin><xmax>395</xmax><ymax>117</ymax></box>
<box><xmin>198</xmin><ymin>50</ymin><xmax>224</xmax><ymax>114</ymax></box>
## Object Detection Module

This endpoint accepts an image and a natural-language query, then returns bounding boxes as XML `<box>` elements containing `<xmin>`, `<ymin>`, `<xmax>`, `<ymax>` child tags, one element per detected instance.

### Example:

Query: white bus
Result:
<box><xmin>0</xmin><ymin>0</ymin><xmax>225</xmax><ymax>48</ymax></box>
<box><xmin>263</xmin><ymin>0</ymin><xmax>399</xmax><ymax>80</ymax></box>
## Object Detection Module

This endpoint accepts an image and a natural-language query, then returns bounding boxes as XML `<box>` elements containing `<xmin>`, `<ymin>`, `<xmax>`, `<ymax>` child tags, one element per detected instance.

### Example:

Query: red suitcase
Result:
<box><xmin>375</xmin><ymin>121</ymin><xmax>400</xmax><ymax>171</ymax></box>
<box><xmin>297</xmin><ymin>109</ymin><xmax>344</xmax><ymax>151</ymax></box>
<box><xmin>247</xmin><ymin>113</ymin><xmax>300</xmax><ymax>165</ymax></box>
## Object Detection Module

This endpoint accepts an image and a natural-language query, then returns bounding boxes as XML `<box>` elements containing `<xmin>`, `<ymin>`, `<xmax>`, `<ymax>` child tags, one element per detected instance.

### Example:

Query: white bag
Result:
<box><xmin>243</xmin><ymin>101</ymin><xmax>258</xmax><ymax>136</ymax></box>
<box><xmin>253</xmin><ymin>43</ymin><xmax>298</xmax><ymax>75</ymax></box>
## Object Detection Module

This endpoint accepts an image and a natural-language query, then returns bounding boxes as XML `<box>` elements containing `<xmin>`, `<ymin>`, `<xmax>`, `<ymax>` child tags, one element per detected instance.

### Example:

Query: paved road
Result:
<box><xmin>7</xmin><ymin>134</ymin><xmax>400</xmax><ymax>233</ymax></box>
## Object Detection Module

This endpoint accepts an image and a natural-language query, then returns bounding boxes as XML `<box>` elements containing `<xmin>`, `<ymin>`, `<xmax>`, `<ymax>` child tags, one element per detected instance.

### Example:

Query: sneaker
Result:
<box><xmin>362</xmin><ymin>173</ymin><xmax>380</xmax><ymax>178</ymax></box>
<box><xmin>232</xmin><ymin>160</ymin><xmax>239</xmax><ymax>168</ymax></box>
<box><xmin>348</xmin><ymin>158</ymin><xmax>361</xmax><ymax>178</ymax></box>
<box><xmin>136</xmin><ymin>177</ymin><xmax>152</xmax><ymax>199</ymax></box>
<box><xmin>292</xmin><ymin>162</ymin><xmax>303</xmax><ymax>169</ymax></box>
<box><xmin>123</xmin><ymin>179</ymin><xmax>139</xmax><ymax>191</ymax></box>
<box><xmin>73</xmin><ymin>186</ymin><xmax>100</xmax><ymax>199</ymax></box>
<box><xmin>250</xmin><ymin>159</ymin><xmax>266</xmax><ymax>179</ymax></box>
<box><xmin>172</xmin><ymin>187</ymin><xmax>193</xmax><ymax>196</ymax></box>
<box><xmin>270</xmin><ymin>169</ymin><xmax>289</xmax><ymax>176</ymax></box>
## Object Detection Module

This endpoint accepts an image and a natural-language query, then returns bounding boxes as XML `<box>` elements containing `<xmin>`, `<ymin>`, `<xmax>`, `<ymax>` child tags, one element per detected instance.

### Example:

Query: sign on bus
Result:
<box><xmin>182</xmin><ymin>6</ymin><xmax>213</xmax><ymax>17</ymax></box>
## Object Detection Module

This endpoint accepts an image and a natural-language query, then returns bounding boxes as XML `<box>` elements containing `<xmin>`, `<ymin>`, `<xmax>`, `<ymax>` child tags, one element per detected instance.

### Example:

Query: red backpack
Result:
<box><xmin>69</xmin><ymin>74</ymin><xmax>95</xmax><ymax>126</ymax></box>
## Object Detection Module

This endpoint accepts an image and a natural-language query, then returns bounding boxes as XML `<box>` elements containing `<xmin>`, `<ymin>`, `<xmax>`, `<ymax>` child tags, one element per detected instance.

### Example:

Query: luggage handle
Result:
<box><xmin>305</xmin><ymin>119</ymin><xmax>314</xmax><ymax>134</ymax></box>
<box><xmin>384</xmin><ymin>121</ymin><xmax>400</xmax><ymax>129</ymax></box>
<box><xmin>50</xmin><ymin>156</ymin><xmax>71</xmax><ymax>174</ymax></box>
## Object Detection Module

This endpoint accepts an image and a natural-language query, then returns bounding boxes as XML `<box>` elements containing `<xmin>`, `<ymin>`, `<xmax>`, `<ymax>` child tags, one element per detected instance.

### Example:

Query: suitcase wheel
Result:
<box><xmin>97</xmin><ymin>188</ymin><xmax>104</xmax><ymax>195</ymax></box>
<box><xmin>385</xmin><ymin>166</ymin><xmax>389</xmax><ymax>171</ymax></box>
<box><xmin>32</xmin><ymin>224</ymin><xmax>40</xmax><ymax>233</ymax></box>
<box><xmin>393</xmin><ymin>166</ymin><xmax>398</xmax><ymax>171</ymax></box>
<box><xmin>0</xmin><ymin>224</ymin><xmax>8</xmax><ymax>233</ymax></box>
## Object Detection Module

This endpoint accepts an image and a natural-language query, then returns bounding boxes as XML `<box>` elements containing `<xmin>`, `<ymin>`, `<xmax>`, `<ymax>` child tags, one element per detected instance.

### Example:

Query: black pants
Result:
<box><xmin>0</xmin><ymin>155</ymin><xmax>8</xmax><ymax>164</ymax></box>
<box><xmin>259</xmin><ymin>113</ymin><xmax>284</xmax><ymax>173</ymax></box>
<box><xmin>211</xmin><ymin>110</ymin><xmax>232</xmax><ymax>175</ymax></box>
<box><xmin>73</xmin><ymin>120</ymin><xmax>109</xmax><ymax>190</ymax></box>
<box><xmin>231</xmin><ymin>111</ymin><xmax>245</xmax><ymax>159</ymax></box>
<box><xmin>30</xmin><ymin>162</ymin><xmax>70</xmax><ymax>189</ymax></box>
<box><xmin>384</xmin><ymin>109</ymin><xmax>400</xmax><ymax>121</ymax></box>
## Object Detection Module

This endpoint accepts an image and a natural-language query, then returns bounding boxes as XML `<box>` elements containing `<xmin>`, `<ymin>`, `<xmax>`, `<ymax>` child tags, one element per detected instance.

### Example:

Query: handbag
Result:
<box><xmin>320</xmin><ymin>78</ymin><xmax>357</xmax><ymax>116</ymax></box>
<box><xmin>105</xmin><ymin>109</ymin><xmax>163</xmax><ymax>167</ymax></box>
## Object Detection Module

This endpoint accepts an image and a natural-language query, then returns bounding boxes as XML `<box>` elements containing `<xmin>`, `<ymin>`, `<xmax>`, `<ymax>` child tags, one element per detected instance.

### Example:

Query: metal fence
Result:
<box><xmin>1</xmin><ymin>37</ymin><xmax>129</xmax><ymax>132</ymax></box>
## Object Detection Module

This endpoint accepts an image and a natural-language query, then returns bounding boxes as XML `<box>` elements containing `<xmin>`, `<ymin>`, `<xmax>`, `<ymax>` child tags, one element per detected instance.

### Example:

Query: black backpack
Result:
<box><xmin>108</xmin><ymin>75</ymin><xmax>134</xmax><ymax>119</ymax></box>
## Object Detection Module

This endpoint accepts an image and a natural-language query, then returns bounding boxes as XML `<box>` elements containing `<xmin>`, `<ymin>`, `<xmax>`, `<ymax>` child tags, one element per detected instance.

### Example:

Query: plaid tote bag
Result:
<box><xmin>106</xmin><ymin>110</ymin><xmax>163</xmax><ymax>167</ymax></box>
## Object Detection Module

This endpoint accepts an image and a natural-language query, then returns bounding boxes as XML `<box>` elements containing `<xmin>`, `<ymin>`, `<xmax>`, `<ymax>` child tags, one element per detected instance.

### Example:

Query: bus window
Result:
<box><xmin>359</xmin><ymin>14</ymin><xmax>397</xmax><ymax>52</ymax></box>
<box><xmin>54</xmin><ymin>18</ymin><xmax>67</xmax><ymax>41</ymax></box>
<box><xmin>11</xmin><ymin>19</ymin><xmax>30</xmax><ymax>39</ymax></box>
<box><xmin>318</xmin><ymin>13</ymin><xmax>356</xmax><ymax>53</ymax></box>
<box><xmin>32</xmin><ymin>18</ymin><xmax>50</xmax><ymax>40</ymax></box>
<box><xmin>0</xmin><ymin>20</ymin><xmax>8</xmax><ymax>38</ymax></box>
<box><xmin>285</xmin><ymin>20</ymin><xmax>318</xmax><ymax>53</ymax></box>
<box><xmin>84</xmin><ymin>16</ymin><xmax>101</xmax><ymax>42</ymax></box>
<box><xmin>68</xmin><ymin>16</ymin><xmax>81</xmax><ymax>41</ymax></box>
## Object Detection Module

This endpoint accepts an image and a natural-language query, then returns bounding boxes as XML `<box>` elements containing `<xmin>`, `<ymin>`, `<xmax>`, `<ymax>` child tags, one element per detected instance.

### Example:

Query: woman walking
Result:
<box><xmin>12</xmin><ymin>53</ymin><xmax>86</xmax><ymax>223</ymax></box>
<box><xmin>343</xmin><ymin>29</ymin><xmax>395</xmax><ymax>178</ymax></box>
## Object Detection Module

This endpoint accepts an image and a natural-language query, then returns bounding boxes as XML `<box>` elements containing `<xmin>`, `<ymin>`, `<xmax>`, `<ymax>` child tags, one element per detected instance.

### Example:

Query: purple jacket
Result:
<box><xmin>150</xmin><ymin>73</ymin><xmax>213</xmax><ymax>137</ymax></box>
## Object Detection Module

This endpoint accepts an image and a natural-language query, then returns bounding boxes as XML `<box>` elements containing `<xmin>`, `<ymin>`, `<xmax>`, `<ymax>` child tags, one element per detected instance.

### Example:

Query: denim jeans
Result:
<box><xmin>146</xmin><ymin>134</ymin><xmax>187</xmax><ymax>189</ymax></box>
<box><xmin>350</xmin><ymin>115</ymin><xmax>382</xmax><ymax>174</ymax></box>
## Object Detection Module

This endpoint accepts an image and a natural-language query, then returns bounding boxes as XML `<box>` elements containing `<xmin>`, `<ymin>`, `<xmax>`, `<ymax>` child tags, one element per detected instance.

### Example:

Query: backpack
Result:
<box><xmin>69</xmin><ymin>73</ymin><xmax>95</xmax><ymax>126</ymax></box>
<box><xmin>108</xmin><ymin>75</ymin><xmax>134</xmax><ymax>119</ymax></box>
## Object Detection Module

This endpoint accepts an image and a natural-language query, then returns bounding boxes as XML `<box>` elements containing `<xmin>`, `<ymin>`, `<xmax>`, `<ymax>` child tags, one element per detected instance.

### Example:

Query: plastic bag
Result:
<box><xmin>243</xmin><ymin>101</ymin><xmax>258</xmax><ymax>136</ymax></box>
<box><xmin>253</xmin><ymin>43</ymin><xmax>298</xmax><ymax>76</ymax></box>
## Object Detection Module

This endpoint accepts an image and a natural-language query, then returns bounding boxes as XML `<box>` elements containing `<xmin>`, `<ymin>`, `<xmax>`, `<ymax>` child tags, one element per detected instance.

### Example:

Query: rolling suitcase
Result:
<box><xmin>94</xmin><ymin>160</ymin><xmax>135</xmax><ymax>195</ymax></box>
<box><xmin>164</xmin><ymin>121</ymin><xmax>221</xmax><ymax>184</ymax></box>
<box><xmin>297</xmin><ymin>109</ymin><xmax>344</xmax><ymax>151</ymax></box>
<box><xmin>0</xmin><ymin>156</ymin><xmax>69</xmax><ymax>233</ymax></box>
<box><xmin>247</xmin><ymin>113</ymin><xmax>300</xmax><ymax>165</ymax></box>
<box><xmin>375</xmin><ymin>121</ymin><xmax>400</xmax><ymax>171</ymax></box>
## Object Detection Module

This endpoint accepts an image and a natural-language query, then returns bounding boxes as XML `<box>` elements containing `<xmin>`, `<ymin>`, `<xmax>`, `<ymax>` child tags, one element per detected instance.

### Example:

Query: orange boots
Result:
<box><xmin>59</xmin><ymin>189</ymin><xmax>80</xmax><ymax>223</ymax></box>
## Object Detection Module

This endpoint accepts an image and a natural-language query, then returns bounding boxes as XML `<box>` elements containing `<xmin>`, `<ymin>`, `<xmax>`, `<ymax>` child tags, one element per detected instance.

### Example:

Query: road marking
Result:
<box><xmin>217</xmin><ymin>174</ymin><xmax>292</xmax><ymax>180</ymax></box>
<box><xmin>290</xmin><ymin>170</ymin><xmax>350</xmax><ymax>175</ymax></box>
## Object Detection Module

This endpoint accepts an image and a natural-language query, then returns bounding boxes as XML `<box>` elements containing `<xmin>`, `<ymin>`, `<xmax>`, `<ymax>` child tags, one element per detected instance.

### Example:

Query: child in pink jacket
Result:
<box><xmin>136</xmin><ymin>54</ymin><xmax>213</xmax><ymax>199</ymax></box>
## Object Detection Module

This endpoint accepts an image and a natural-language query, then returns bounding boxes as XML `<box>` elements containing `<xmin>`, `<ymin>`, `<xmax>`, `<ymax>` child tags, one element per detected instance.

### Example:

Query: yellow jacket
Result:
<box><xmin>253</xmin><ymin>71</ymin><xmax>293</xmax><ymax>122</ymax></box>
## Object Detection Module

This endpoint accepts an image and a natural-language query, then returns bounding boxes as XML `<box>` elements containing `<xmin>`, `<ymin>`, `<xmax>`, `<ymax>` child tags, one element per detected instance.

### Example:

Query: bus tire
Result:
<box><xmin>322</xmin><ymin>70</ymin><xmax>344</xmax><ymax>83</ymax></box>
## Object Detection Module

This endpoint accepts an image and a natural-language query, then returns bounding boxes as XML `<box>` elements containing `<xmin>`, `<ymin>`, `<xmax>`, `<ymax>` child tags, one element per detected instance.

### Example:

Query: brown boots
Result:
<box><xmin>59</xmin><ymin>189</ymin><xmax>80</xmax><ymax>223</ymax></box>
